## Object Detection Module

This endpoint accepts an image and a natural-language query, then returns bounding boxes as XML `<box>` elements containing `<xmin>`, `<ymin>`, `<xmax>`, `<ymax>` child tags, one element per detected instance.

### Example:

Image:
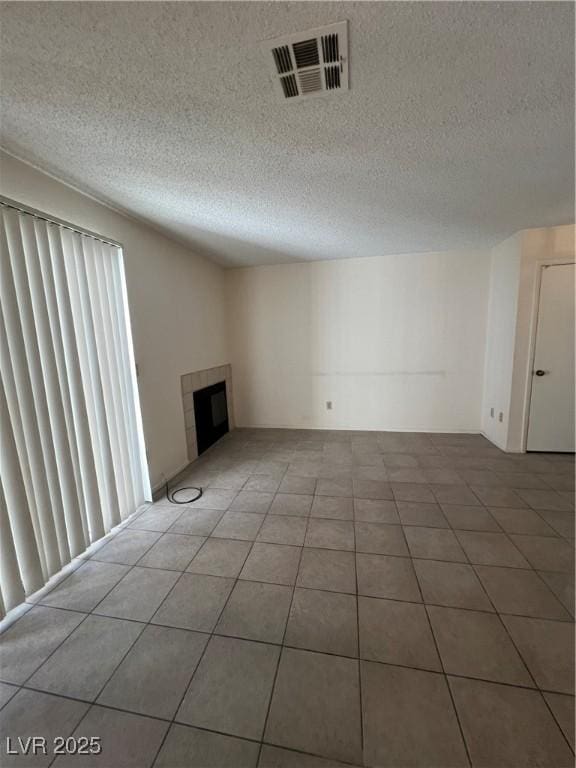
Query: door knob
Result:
<box><xmin>534</xmin><ymin>370</ymin><xmax>547</xmax><ymax>376</ymax></box>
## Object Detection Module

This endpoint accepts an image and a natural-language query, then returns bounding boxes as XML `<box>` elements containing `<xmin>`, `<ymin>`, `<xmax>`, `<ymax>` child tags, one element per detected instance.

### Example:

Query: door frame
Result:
<box><xmin>521</xmin><ymin>258</ymin><xmax>575</xmax><ymax>452</ymax></box>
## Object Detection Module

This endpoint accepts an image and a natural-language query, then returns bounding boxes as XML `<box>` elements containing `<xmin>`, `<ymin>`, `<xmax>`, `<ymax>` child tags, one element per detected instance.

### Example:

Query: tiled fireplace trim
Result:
<box><xmin>181</xmin><ymin>364</ymin><xmax>234</xmax><ymax>461</ymax></box>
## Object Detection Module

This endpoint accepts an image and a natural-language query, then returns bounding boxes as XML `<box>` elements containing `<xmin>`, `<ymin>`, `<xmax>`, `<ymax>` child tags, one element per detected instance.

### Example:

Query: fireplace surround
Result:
<box><xmin>181</xmin><ymin>364</ymin><xmax>234</xmax><ymax>461</ymax></box>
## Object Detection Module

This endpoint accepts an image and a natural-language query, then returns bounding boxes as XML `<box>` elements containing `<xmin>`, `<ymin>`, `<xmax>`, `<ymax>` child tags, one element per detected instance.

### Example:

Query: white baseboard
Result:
<box><xmin>235</xmin><ymin>422</ymin><xmax>483</xmax><ymax>435</ymax></box>
<box><xmin>151</xmin><ymin>459</ymin><xmax>194</xmax><ymax>499</ymax></box>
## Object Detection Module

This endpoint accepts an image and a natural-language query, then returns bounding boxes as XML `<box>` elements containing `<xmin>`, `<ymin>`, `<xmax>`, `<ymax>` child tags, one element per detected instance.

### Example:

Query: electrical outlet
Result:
<box><xmin>326</xmin><ymin>401</ymin><xmax>333</xmax><ymax>410</ymax></box>
<box><xmin>498</xmin><ymin>412</ymin><xmax>504</xmax><ymax>422</ymax></box>
<box><xmin>490</xmin><ymin>408</ymin><xmax>494</xmax><ymax>418</ymax></box>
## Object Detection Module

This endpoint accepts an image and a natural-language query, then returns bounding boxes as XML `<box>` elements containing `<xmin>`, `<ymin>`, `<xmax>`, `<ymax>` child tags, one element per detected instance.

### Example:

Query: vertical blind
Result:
<box><xmin>0</xmin><ymin>202</ymin><xmax>151</xmax><ymax>617</ymax></box>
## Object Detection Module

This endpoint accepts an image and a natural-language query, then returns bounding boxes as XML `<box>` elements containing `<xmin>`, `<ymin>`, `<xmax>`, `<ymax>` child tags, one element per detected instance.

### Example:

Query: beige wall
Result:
<box><xmin>0</xmin><ymin>152</ymin><xmax>228</xmax><ymax>488</ymax></box>
<box><xmin>226</xmin><ymin>250</ymin><xmax>491</xmax><ymax>433</ymax></box>
<box><xmin>481</xmin><ymin>233</ymin><xmax>522</xmax><ymax>449</ymax></box>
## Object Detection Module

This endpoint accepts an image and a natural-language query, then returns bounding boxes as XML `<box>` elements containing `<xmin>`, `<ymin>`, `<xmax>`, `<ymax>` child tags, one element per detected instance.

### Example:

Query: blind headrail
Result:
<box><xmin>0</xmin><ymin>195</ymin><xmax>122</xmax><ymax>248</ymax></box>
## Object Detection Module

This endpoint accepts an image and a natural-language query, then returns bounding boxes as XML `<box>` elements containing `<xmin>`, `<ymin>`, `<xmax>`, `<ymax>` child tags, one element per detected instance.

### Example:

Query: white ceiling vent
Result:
<box><xmin>264</xmin><ymin>21</ymin><xmax>348</xmax><ymax>102</ymax></box>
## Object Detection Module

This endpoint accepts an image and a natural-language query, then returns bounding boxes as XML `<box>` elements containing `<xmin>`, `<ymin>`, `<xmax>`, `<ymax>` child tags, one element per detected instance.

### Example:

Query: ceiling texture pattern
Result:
<box><xmin>0</xmin><ymin>1</ymin><xmax>574</xmax><ymax>267</ymax></box>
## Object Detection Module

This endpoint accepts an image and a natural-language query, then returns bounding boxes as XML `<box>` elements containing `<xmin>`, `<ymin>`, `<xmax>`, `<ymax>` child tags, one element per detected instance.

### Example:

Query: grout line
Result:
<box><xmin>255</xmin><ymin>463</ymin><xmax>299</xmax><ymax>766</ymax></box>
<box><xmin>352</xmin><ymin>502</ymin><xmax>365</xmax><ymax>765</ymax></box>
<box><xmin>19</xmin><ymin>536</ymin><xmax>168</xmax><ymax>768</ymax></box>
<box><xmin>45</xmin><ymin>696</ymin><xmax>94</xmax><ymax>768</ymax></box>
<box><xmin>407</xmin><ymin>521</ymin><xmax>473</xmax><ymax>768</ymax></box>
<box><xmin>149</xmin><ymin>492</ymin><xmax>265</xmax><ymax>768</ymax></box>
<box><xmin>15</xmin><ymin>580</ymin><xmax>572</xmax><ymax>632</ymax></box>
<box><xmin>424</xmin><ymin>620</ymin><xmax>473</xmax><ymax>766</ymax></box>
<box><xmin>5</xmin><ymin>523</ymin><xmax>170</xmax><ymax>768</ymax></box>
<box><xmin>87</xmin><ymin>522</ymin><xmax>574</xmax><ymax>576</ymax></box>
<box><xmin>13</xmin><ymin>655</ymin><xmax>575</xmax><ymax>718</ymax></box>
<box><xmin>456</xmin><ymin>529</ymin><xmax>576</xmax><ymax>758</ymax></box>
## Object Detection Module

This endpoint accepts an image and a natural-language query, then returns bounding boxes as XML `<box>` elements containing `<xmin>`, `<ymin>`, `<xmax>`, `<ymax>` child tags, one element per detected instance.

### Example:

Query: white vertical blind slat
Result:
<box><xmin>62</xmin><ymin>229</ymin><xmax>122</xmax><ymax>530</ymax></box>
<box><xmin>46</xmin><ymin>224</ymin><xmax>105</xmax><ymax>542</ymax></box>
<box><xmin>101</xmin><ymin>243</ymin><xmax>142</xmax><ymax>504</ymax></box>
<box><xmin>0</xmin><ymin>380</ymin><xmax>44</xmax><ymax>603</ymax></box>
<box><xmin>0</xmin><ymin>203</ymin><xmax>150</xmax><ymax>612</ymax></box>
<box><xmin>32</xmin><ymin>219</ymin><xmax>90</xmax><ymax>542</ymax></box>
<box><xmin>35</xmin><ymin>219</ymin><xmax>90</xmax><ymax>542</ymax></box>
<box><xmin>91</xmin><ymin>240</ymin><xmax>138</xmax><ymax>513</ymax></box>
<box><xmin>0</xmin><ymin>479</ymin><xmax>26</xmax><ymax>618</ymax></box>
<box><xmin>1</xmin><ymin>209</ymin><xmax>70</xmax><ymax>572</ymax></box>
<box><xmin>18</xmin><ymin>214</ymin><xmax>87</xmax><ymax>557</ymax></box>
<box><xmin>0</xmin><ymin>318</ymin><xmax>50</xmax><ymax>578</ymax></box>
<box><xmin>82</xmin><ymin>237</ymin><xmax>132</xmax><ymax>518</ymax></box>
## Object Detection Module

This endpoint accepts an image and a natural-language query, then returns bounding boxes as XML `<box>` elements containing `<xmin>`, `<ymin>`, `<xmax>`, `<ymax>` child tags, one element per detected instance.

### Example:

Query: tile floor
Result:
<box><xmin>1</xmin><ymin>428</ymin><xmax>574</xmax><ymax>767</ymax></box>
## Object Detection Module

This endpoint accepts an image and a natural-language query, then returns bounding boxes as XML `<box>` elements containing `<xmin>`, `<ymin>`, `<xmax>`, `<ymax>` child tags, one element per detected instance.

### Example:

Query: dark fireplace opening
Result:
<box><xmin>193</xmin><ymin>380</ymin><xmax>229</xmax><ymax>455</ymax></box>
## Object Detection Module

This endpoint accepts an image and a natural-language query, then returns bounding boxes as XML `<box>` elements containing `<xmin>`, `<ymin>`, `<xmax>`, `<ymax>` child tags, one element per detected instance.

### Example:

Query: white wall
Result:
<box><xmin>226</xmin><ymin>250</ymin><xmax>491</xmax><ymax>432</ymax></box>
<box><xmin>481</xmin><ymin>233</ymin><xmax>521</xmax><ymax>449</ymax></box>
<box><xmin>0</xmin><ymin>152</ymin><xmax>228</xmax><ymax>488</ymax></box>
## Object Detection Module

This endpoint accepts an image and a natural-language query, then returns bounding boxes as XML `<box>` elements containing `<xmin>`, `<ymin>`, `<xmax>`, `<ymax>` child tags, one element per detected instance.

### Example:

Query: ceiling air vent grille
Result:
<box><xmin>293</xmin><ymin>38</ymin><xmax>320</xmax><ymax>69</ymax></box>
<box><xmin>324</xmin><ymin>65</ymin><xmax>340</xmax><ymax>90</ymax></box>
<box><xmin>280</xmin><ymin>74</ymin><xmax>298</xmax><ymax>98</ymax></box>
<box><xmin>272</xmin><ymin>45</ymin><xmax>292</xmax><ymax>74</ymax></box>
<box><xmin>264</xmin><ymin>21</ymin><xmax>348</xmax><ymax>102</ymax></box>
<box><xmin>299</xmin><ymin>68</ymin><xmax>323</xmax><ymax>94</ymax></box>
<box><xmin>322</xmin><ymin>34</ymin><xmax>339</xmax><ymax>63</ymax></box>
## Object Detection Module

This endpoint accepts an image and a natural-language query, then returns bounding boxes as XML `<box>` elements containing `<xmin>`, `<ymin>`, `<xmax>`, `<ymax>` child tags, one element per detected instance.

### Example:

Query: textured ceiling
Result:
<box><xmin>0</xmin><ymin>1</ymin><xmax>574</xmax><ymax>267</ymax></box>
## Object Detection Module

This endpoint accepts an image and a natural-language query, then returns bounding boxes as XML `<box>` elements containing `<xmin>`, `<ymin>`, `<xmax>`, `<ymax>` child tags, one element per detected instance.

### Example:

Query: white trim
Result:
<box><xmin>520</xmin><ymin>257</ymin><xmax>576</xmax><ymax>451</ymax></box>
<box><xmin>152</xmin><ymin>460</ymin><xmax>192</xmax><ymax>498</ymax></box>
<box><xmin>232</xmin><ymin>423</ymin><xmax>483</xmax><ymax>434</ymax></box>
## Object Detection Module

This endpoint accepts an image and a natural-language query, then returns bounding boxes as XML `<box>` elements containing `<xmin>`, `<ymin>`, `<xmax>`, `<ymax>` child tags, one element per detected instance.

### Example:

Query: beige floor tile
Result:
<box><xmin>362</xmin><ymin>662</ymin><xmax>468</xmax><ymax>767</ymax></box>
<box><xmin>449</xmin><ymin>677</ymin><xmax>573</xmax><ymax>767</ymax></box>
<box><xmin>216</xmin><ymin>580</ymin><xmax>292</xmax><ymax>643</ymax></box>
<box><xmin>265</xmin><ymin>648</ymin><xmax>362</xmax><ymax>765</ymax></box>
<box><xmin>297</xmin><ymin>549</ymin><xmax>356</xmax><ymax>594</ymax></box>
<box><xmin>359</xmin><ymin>597</ymin><xmax>440</xmax><ymax>670</ymax></box>
<box><xmin>28</xmin><ymin>615</ymin><xmax>143</xmax><ymax>700</ymax></box>
<box><xmin>156</xmin><ymin>724</ymin><xmax>259</xmax><ymax>768</ymax></box>
<box><xmin>240</xmin><ymin>543</ymin><xmax>301</xmax><ymax>585</ymax></box>
<box><xmin>503</xmin><ymin>615</ymin><xmax>575</xmax><ymax>694</ymax></box>
<box><xmin>475</xmin><ymin>565</ymin><xmax>571</xmax><ymax>619</ymax></box>
<box><xmin>53</xmin><ymin>706</ymin><xmax>168</xmax><ymax>767</ymax></box>
<box><xmin>187</xmin><ymin>538</ymin><xmax>251</xmax><ymax>577</ymax></box>
<box><xmin>178</xmin><ymin>635</ymin><xmax>279</xmax><ymax>740</ymax></box>
<box><xmin>413</xmin><ymin>559</ymin><xmax>494</xmax><ymax>611</ymax></box>
<box><xmin>98</xmin><ymin>625</ymin><xmax>207</xmax><ymax>718</ymax></box>
<box><xmin>428</xmin><ymin>606</ymin><xmax>532</xmax><ymax>685</ymax></box>
<box><xmin>285</xmin><ymin>588</ymin><xmax>358</xmax><ymax>657</ymax></box>
<box><xmin>357</xmin><ymin>552</ymin><xmax>420</xmax><ymax>601</ymax></box>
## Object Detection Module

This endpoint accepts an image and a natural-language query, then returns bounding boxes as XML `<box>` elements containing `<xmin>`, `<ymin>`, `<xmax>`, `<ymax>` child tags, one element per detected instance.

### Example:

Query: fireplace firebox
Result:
<box><xmin>193</xmin><ymin>380</ymin><xmax>229</xmax><ymax>455</ymax></box>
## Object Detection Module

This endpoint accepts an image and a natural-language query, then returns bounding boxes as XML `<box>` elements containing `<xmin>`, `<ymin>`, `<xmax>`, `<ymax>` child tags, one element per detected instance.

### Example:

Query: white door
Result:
<box><xmin>527</xmin><ymin>263</ymin><xmax>575</xmax><ymax>452</ymax></box>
